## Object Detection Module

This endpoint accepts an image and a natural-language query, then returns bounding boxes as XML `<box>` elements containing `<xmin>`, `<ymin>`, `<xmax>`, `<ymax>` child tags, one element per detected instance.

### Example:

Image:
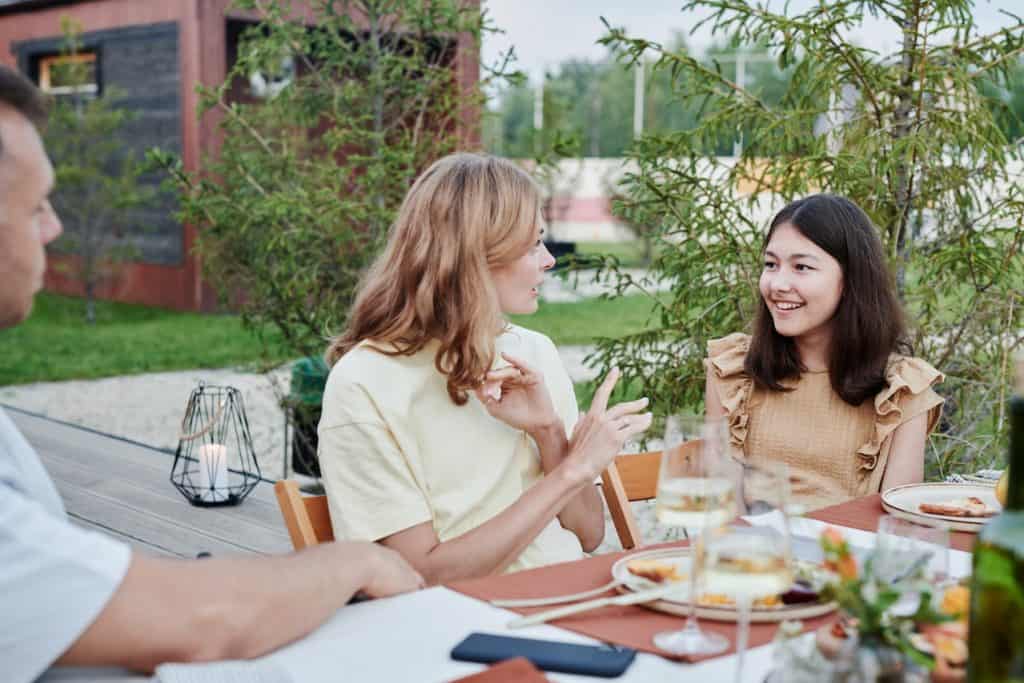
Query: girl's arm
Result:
<box><xmin>880</xmin><ymin>411</ymin><xmax>927</xmax><ymax>489</ymax></box>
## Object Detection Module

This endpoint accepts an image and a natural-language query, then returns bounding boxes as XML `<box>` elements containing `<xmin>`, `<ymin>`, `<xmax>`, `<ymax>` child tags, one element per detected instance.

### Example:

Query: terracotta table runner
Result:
<box><xmin>806</xmin><ymin>493</ymin><xmax>977</xmax><ymax>553</ymax></box>
<box><xmin>447</xmin><ymin>494</ymin><xmax>976</xmax><ymax>665</ymax></box>
<box><xmin>448</xmin><ymin>539</ymin><xmax>836</xmax><ymax>663</ymax></box>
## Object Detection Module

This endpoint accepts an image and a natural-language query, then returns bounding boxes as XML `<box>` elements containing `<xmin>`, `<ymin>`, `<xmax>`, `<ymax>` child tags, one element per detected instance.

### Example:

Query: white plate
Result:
<box><xmin>611</xmin><ymin>548</ymin><xmax>694</xmax><ymax>602</ymax></box>
<box><xmin>881</xmin><ymin>483</ymin><xmax>1001</xmax><ymax>532</ymax></box>
<box><xmin>610</xmin><ymin>548</ymin><xmax>836</xmax><ymax>623</ymax></box>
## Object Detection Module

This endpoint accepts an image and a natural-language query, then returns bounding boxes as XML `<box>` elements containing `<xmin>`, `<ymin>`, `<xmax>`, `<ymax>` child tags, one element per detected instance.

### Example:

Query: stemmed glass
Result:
<box><xmin>872</xmin><ymin>515</ymin><xmax>950</xmax><ymax>615</ymax></box>
<box><xmin>702</xmin><ymin>460</ymin><xmax>794</xmax><ymax>683</ymax></box>
<box><xmin>651</xmin><ymin>415</ymin><xmax>734</xmax><ymax>656</ymax></box>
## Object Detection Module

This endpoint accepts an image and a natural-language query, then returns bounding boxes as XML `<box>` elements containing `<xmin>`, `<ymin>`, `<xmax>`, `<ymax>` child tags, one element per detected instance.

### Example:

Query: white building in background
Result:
<box><xmin>527</xmin><ymin>156</ymin><xmax>1024</xmax><ymax>245</ymax></box>
<box><xmin>525</xmin><ymin>157</ymin><xmax>636</xmax><ymax>243</ymax></box>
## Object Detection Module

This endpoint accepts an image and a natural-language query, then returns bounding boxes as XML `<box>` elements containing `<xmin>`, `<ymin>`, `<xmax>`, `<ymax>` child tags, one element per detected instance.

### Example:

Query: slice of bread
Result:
<box><xmin>919</xmin><ymin>496</ymin><xmax>997</xmax><ymax>518</ymax></box>
<box><xmin>626</xmin><ymin>559</ymin><xmax>684</xmax><ymax>583</ymax></box>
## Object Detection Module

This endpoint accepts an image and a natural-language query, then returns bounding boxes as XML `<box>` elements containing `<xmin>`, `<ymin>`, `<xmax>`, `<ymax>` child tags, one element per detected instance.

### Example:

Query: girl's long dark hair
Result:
<box><xmin>745</xmin><ymin>194</ymin><xmax>909</xmax><ymax>406</ymax></box>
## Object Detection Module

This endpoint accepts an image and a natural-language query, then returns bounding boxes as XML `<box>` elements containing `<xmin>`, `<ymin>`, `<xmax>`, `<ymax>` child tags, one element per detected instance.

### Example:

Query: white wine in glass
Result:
<box><xmin>655</xmin><ymin>476</ymin><xmax>735</xmax><ymax>530</ymax></box>
<box><xmin>651</xmin><ymin>415</ymin><xmax>735</xmax><ymax>657</ymax></box>
<box><xmin>700</xmin><ymin>460</ymin><xmax>793</xmax><ymax>683</ymax></box>
<box><xmin>702</xmin><ymin>527</ymin><xmax>793</xmax><ymax>601</ymax></box>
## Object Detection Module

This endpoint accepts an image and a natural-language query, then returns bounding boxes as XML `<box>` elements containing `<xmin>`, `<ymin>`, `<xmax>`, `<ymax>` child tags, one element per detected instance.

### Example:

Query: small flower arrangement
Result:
<box><xmin>817</xmin><ymin>527</ymin><xmax>967</xmax><ymax>678</ymax></box>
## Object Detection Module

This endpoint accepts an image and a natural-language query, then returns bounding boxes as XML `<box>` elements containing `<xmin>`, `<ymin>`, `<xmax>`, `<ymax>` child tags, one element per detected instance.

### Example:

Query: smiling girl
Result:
<box><xmin>318</xmin><ymin>153</ymin><xmax>651</xmax><ymax>583</ymax></box>
<box><xmin>706</xmin><ymin>194</ymin><xmax>943</xmax><ymax>511</ymax></box>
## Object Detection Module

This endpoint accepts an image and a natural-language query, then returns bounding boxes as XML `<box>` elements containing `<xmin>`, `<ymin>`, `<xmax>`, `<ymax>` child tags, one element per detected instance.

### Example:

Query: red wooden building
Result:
<box><xmin>0</xmin><ymin>0</ymin><xmax>480</xmax><ymax>311</ymax></box>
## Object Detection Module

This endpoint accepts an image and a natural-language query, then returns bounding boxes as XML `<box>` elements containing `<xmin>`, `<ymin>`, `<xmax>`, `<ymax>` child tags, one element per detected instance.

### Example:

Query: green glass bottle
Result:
<box><xmin>967</xmin><ymin>359</ymin><xmax>1024</xmax><ymax>682</ymax></box>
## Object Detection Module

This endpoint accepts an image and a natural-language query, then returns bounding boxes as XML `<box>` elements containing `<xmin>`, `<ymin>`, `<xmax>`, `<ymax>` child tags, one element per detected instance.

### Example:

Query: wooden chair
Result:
<box><xmin>599</xmin><ymin>440</ymin><xmax>702</xmax><ymax>550</ymax></box>
<box><xmin>600</xmin><ymin>451</ymin><xmax>661</xmax><ymax>550</ymax></box>
<box><xmin>274</xmin><ymin>479</ymin><xmax>335</xmax><ymax>550</ymax></box>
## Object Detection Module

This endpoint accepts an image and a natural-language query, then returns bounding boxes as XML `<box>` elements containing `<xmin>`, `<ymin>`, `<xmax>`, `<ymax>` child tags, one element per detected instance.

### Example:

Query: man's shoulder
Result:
<box><xmin>0</xmin><ymin>408</ymin><xmax>69</xmax><ymax>517</ymax></box>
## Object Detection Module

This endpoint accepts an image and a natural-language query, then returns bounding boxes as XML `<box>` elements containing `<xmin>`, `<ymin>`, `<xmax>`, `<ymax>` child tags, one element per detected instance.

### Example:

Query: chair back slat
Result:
<box><xmin>599</xmin><ymin>440</ymin><xmax>703</xmax><ymax>550</ymax></box>
<box><xmin>274</xmin><ymin>480</ymin><xmax>334</xmax><ymax>550</ymax></box>
<box><xmin>614</xmin><ymin>451</ymin><xmax>663</xmax><ymax>501</ymax></box>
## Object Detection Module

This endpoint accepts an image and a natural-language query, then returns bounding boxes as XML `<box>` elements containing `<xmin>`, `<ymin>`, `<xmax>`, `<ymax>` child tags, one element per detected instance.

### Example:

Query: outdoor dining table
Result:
<box><xmin>43</xmin><ymin>493</ymin><xmax>975</xmax><ymax>683</ymax></box>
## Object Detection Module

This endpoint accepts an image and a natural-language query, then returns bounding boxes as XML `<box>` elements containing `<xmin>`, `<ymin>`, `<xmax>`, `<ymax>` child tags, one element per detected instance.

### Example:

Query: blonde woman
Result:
<box><xmin>319</xmin><ymin>153</ymin><xmax>651</xmax><ymax>583</ymax></box>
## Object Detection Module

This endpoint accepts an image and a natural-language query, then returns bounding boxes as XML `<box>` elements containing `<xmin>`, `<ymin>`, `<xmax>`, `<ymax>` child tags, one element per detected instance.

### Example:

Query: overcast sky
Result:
<box><xmin>482</xmin><ymin>1</ymin><xmax>1023</xmax><ymax>84</ymax></box>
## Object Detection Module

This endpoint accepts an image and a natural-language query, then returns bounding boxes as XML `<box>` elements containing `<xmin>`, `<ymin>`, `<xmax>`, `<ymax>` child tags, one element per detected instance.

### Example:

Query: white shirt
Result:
<box><xmin>0</xmin><ymin>409</ymin><xmax>131</xmax><ymax>683</ymax></box>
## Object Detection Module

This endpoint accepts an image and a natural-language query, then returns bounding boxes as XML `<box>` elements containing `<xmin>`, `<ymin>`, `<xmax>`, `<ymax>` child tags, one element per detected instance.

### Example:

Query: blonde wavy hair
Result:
<box><xmin>325</xmin><ymin>152</ymin><xmax>542</xmax><ymax>405</ymax></box>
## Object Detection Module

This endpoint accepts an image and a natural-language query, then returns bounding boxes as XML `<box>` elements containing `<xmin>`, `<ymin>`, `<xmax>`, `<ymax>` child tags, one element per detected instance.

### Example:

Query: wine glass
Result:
<box><xmin>702</xmin><ymin>460</ymin><xmax>793</xmax><ymax>683</ymax></box>
<box><xmin>873</xmin><ymin>515</ymin><xmax>950</xmax><ymax>615</ymax></box>
<box><xmin>651</xmin><ymin>414</ymin><xmax>734</xmax><ymax>657</ymax></box>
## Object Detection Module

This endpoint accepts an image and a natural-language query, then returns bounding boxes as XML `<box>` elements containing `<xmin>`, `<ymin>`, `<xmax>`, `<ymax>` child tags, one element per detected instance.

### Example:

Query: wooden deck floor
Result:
<box><xmin>9</xmin><ymin>408</ymin><xmax>294</xmax><ymax>559</ymax></box>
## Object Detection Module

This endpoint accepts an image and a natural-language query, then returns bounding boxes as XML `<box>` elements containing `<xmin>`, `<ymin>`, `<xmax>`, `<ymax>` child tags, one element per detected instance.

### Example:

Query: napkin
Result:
<box><xmin>448</xmin><ymin>657</ymin><xmax>550</xmax><ymax>682</ymax></box>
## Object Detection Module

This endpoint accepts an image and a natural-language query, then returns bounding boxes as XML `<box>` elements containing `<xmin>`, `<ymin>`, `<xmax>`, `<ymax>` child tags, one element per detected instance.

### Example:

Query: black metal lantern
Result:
<box><xmin>171</xmin><ymin>382</ymin><xmax>261</xmax><ymax>507</ymax></box>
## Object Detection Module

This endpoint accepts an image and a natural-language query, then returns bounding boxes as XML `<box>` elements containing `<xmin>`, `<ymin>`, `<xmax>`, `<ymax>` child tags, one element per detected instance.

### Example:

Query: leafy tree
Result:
<box><xmin>46</xmin><ymin>18</ymin><xmax>151</xmax><ymax>324</ymax></box>
<box><xmin>979</xmin><ymin>54</ymin><xmax>1024</xmax><ymax>143</ymax></box>
<box><xmin>593</xmin><ymin>0</ymin><xmax>1024</xmax><ymax>477</ymax></box>
<box><xmin>154</xmin><ymin>0</ymin><xmax>509</xmax><ymax>360</ymax></box>
<box><xmin>489</xmin><ymin>78</ymin><xmax>535</xmax><ymax>157</ymax></box>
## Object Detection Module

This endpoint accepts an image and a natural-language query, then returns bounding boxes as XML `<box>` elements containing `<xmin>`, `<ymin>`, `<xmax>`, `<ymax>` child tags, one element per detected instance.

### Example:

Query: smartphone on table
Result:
<box><xmin>451</xmin><ymin>632</ymin><xmax>637</xmax><ymax>678</ymax></box>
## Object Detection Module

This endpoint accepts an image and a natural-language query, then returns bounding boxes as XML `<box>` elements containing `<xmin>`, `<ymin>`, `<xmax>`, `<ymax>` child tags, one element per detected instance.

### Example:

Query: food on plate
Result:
<box><xmin>779</xmin><ymin>580</ymin><xmax>820</xmax><ymax>605</ymax></box>
<box><xmin>697</xmin><ymin>593</ymin><xmax>781</xmax><ymax>608</ymax></box>
<box><xmin>696</xmin><ymin>563</ymin><xmax>828</xmax><ymax>608</ymax></box>
<box><xmin>626</xmin><ymin>559</ymin><xmax>685</xmax><ymax>583</ymax></box>
<box><xmin>625</xmin><ymin>556</ymin><xmax>829</xmax><ymax>610</ymax></box>
<box><xmin>918</xmin><ymin>496</ymin><xmax>998</xmax><ymax>518</ymax></box>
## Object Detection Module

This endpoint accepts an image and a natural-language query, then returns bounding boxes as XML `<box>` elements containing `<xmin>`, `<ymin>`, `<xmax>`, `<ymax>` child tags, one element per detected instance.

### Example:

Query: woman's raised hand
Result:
<box><xmin>473</xmin><ymin>352</ymin><xmax>560</xmax><ymax>436</ymax></box>
<box><xmin>566</xmin><ymin>368</ymin><xmax>652</xmax><ymax>481</ymax></box>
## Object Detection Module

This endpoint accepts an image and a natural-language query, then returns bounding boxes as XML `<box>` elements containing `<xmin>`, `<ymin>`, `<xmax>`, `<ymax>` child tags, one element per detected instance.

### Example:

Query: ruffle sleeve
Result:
<box><xmin>855</xmin><ymin>355</ymin><xmax>945</xmax><ymax>475</ymax></box>
<box><xmin>705</xmin><ymin>333</ymin><xmax>754</xmax><ymax>449</ymax></box>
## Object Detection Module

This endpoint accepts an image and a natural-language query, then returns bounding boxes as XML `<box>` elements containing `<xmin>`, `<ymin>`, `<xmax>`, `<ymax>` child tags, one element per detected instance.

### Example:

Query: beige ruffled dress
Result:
<box><xmin>706</xmin><ymin>333</ymin><xmax>944</xmax><ymax>512</ymax></box>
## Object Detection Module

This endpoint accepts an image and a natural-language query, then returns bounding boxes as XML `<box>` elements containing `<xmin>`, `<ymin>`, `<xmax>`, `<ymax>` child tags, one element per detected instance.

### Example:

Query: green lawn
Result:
<box><xmin>0</xmin><ymin>293</ymin><xmax>289</xmax><ymax>386</ymax></box>
<box><xmin>0</xmin><ymin>291</ymin><xmax>662</xmax><ymax>386</ymax></box>
<box><xmin>573</xmin><ymin>240</ymin><xmax>650</xmax><ymax>269</ymax></box>
<box><xmin>510</xmin><ymin>294</ymin><xmax>661</xmax><ymax>346</ymax></box>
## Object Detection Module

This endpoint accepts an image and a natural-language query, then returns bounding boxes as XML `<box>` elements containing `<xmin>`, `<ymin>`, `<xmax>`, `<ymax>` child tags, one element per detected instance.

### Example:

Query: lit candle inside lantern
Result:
<box><xmin>197</xmin><ymin>443</ymin><xmax>230</xmax><ymax>502</ymax></box>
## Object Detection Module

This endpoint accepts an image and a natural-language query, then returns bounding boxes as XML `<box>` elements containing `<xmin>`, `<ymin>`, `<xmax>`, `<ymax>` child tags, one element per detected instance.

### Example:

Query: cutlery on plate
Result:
<box><xmin>507</xmin><ymin>582</ymin><xmax>688</xmax><ymax>629</ymax></box>
<box><xmin>490</xmin><ymin>580</ymin><xmax>622</xmax><ymax>608</ymax></box>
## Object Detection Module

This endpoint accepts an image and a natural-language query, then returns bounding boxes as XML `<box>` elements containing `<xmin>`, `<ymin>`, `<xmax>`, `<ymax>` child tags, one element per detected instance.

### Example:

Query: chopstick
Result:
<box><xmin>490</xmin><ymin>580</ymin><xmax>622</xmax><ymax>608</ymax></box>
<box><xmin>507</xmin><ymin>582</ymin><xmax>688</xmax><ymax>629</ymax></box>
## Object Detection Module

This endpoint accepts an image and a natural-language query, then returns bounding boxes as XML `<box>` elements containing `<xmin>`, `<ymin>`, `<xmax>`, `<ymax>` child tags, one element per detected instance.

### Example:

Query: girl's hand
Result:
<box><xmin>473</xmin><ymin>352</ymin><xmax>560</xmax><ymax>436</ymax></box>
<box><xmin>565</xmin><ymin>368</ymin><xmax>652</xmax><ymax>482</ymax></box>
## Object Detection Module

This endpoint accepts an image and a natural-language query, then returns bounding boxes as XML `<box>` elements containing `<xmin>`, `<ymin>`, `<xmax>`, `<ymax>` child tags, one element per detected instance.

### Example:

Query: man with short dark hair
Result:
<box><xmin>0</xmin><ymin>66</ymin><xmax>424</xmax><ymax>682</ymax></box>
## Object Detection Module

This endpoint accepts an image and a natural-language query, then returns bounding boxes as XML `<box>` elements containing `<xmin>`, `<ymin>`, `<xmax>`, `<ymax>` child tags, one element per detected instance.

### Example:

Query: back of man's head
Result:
<box><xmin>0</xmin><ymin>65</ymin><xmax>48</xmax><ymax>142</ymax></box>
